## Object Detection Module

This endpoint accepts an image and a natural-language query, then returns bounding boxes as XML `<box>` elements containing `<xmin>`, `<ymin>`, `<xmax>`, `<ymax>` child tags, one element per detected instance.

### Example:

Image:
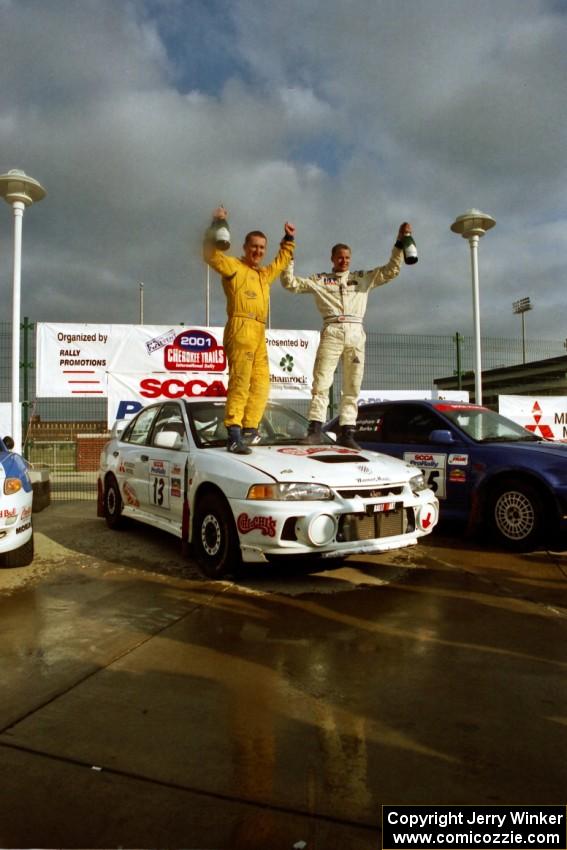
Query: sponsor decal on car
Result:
<box><xmin>448</xmin><ymin>454</ymin><xmax>469</xmax><ymax>465</ymax></box>
<box><xmin>16</xmin><ymin>521</ymin><xmax>32</xmax><ymax>534</ymax></box>
<box><xmin>122</xmin><ymin>481</ymin><xmax>139</xmax><ymax>507</ymax></box>
<box><xmin>150</xmin><ymin>460</ymin><xmax>168</xmax><ymax>476</ymax></box>
<box><xmin>404</xmin><ymin>452</ymin><xmax>447</xmax><ymax>499</ymax></box>
<box><xmin>1</xmin><ymin>508</ymin><xmax>18</xmax><ymax>519</ymax></box>
<box><xmin>171</xmin><ymin>478</ymin><xmax>181</xmax><ymax>498</ymax></box>
<box><xmin>20</xmin><ymin>506</ymin><xmax>32</xmax><ymax>520</ymax></box>
<box><xmin>449</xmin><ymin>469</ymin><xmax>467</xmax><ymax>483</ymax></box>
<box><xmin>278</xmin><ymin>446</ymin><xmax>357</xmax><ymax>456</ymax></box>
<box><xmin>237</xmin><ymin>514</ymin><xmax>277</xmax><ymax>538</ymax></box>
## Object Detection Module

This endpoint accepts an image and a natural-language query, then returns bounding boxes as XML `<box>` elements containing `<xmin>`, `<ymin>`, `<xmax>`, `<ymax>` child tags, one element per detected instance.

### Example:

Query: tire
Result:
<box><xmin>487</xmin><ymin>479</ymin><xmax>545</xmax><ymax>551</ymax></box>
<box><xmin>2</xmin><ymin>533</ymin><xmax>34</xmax><ymax>568</ymax></box>
<box><xmin>193</xmin><ymin>493</ymin><xmax>240</xmax><ymax>579</ymax></box>
<box><xmin>104</xmin><ymin>476</ymin><xmax>124</xmax><ymax>530</ymax></box>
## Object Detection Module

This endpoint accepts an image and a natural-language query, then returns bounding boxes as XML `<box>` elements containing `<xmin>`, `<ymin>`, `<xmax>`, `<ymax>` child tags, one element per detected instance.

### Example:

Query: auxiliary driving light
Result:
<box><xmin>295</xmin><ymin>513</ymin><xmax>337</xmax><ymax>547</ymax></box>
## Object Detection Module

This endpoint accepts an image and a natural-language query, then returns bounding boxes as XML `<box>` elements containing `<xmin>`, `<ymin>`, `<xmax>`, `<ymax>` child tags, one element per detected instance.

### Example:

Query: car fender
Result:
<box><xmin>474</xmin><ymin>465</ymin><xmax>559</xmax><ymax>522</ymax></box>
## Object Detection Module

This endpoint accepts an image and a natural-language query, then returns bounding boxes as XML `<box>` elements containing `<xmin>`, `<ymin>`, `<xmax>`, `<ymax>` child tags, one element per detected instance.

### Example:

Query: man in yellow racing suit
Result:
<box><xmin>204</xmin><ymin>206</ymin><xmax>296</xmax><ymax>454</ymax></box>
<box><xmin>280</xmin><ymin>223</ymin><xmax>411</xmax><ymax>448</ymax></box>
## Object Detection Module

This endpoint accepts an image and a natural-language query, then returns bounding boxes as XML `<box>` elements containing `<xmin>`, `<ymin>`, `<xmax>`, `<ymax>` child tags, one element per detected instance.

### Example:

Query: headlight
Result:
<box><xmin>4</xmin><ymin>478</ymin><xmax>22</xmax><ymax>495</ymax></box>
<box><xmin>247</xmin><ymin>482</ymin><xmax>334</xmax><ymax>501</ymax></box>
<box><xmin>410</xmin><ymin>473</ymin><xmax>427</xmax><ymax>494</ymax></box>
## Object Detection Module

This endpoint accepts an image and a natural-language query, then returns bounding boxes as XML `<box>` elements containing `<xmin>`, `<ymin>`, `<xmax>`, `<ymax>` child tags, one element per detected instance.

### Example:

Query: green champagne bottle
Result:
<box><xmin>402</xmin><ymin>233</ymin><xmax>418</xmax><ymax>265</ymax></box>
<box><xmin>206</xmin><ymin>217</ymin><xmax>231</xmax><ymax>251</ymax></box>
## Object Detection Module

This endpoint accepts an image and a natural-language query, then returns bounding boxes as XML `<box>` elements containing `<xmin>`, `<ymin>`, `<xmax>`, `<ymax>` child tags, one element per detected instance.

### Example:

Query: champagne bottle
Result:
<box><xmin>206</xmin><ymin>216</ymin><xmax>231</xmax><ymax>251</ymax></box>
<box><xmin>402</xmin><ymin>233</ymin><xmax>418</xmax><ymax>265</ymax></box>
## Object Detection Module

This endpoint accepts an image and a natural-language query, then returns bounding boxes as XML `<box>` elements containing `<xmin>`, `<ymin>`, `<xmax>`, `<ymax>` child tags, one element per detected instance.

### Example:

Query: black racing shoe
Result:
<box><xmin>302</xmin><ymin>420</ymin><xmax>322</xmax><ymax>445</ymax></box>
<box><xmin>227</xmin><ymin>426</ymin><xmax>252</xmax><ymax>454</ymax></box>
<box><xmin>337</xmin><ymin>426</ymin><xmax>360</xmax><ymax>450</ymax></box>
<box><xmin>242</xmin><ymin>427</ymin><xmax>261</xmax><ymax>446</ymax></box>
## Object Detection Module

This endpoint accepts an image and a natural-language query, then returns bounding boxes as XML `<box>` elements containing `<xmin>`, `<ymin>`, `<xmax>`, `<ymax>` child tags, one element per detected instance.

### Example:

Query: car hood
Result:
<box><xmin>483</xmin><ymin>439</ymin><xmax>567</xmax><ymax>458</ymax></box>
<box><xmin>225</xmin><ymin>444</ymin><xmax>415</xmax><ymax>485</ymax></box>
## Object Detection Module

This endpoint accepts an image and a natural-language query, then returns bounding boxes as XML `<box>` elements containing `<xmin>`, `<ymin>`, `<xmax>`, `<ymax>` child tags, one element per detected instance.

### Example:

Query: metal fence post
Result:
<box><xmin>454</xmin><ymin>331</ymin><xmax>462</xmax><ymax>391</ymax></box>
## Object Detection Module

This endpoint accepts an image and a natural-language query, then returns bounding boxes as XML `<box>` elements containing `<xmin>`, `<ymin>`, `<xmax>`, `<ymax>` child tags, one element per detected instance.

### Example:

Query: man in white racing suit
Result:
<box><xmin>280</xmin><ymin>223</ymin><xmax>412</xmax><ymax>448</ymax></box>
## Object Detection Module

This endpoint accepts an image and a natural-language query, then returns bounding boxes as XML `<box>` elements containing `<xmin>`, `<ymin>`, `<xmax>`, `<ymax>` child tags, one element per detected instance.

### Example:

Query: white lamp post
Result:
<box><xmin>450</xmin><ymin>209</ymin><xmax>496</xmax><ymax>404</ymax></box>
<box><xmin>0</xmin><ymin>170</ymin><xmax>46</xmax><ymax>453</ymax></box>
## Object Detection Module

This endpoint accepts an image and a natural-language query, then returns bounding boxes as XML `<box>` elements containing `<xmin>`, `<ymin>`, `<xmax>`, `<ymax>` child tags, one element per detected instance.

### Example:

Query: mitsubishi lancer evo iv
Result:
<box><xmin>98</xmin><ymin>400</ymin><xmax>438</xmax><ymax>579</ymax></box>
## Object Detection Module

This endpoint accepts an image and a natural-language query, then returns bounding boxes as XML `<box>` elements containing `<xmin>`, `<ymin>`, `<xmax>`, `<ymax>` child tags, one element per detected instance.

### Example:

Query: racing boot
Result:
<box><xmin>242</xmin><ymin>427</ymin><xmax>262</xmax><ymax>446</ymax></box>
<box><xmin>227</xmin><ymin>425</ymin><xmax>252</xmax><ymax>454</ymax></box>
<box><xmin>303</xmin><ymin>420</ymin><xmax>322</xmax><ymax>445</ymax></box>
<box><xmin>337</xmin><ymin>425</ymin><xmax>360</xmax><ymax>450</ymax></box>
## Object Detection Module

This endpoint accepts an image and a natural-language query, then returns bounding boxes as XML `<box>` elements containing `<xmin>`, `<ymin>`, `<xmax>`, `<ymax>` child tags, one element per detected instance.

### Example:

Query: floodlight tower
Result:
<box><xmin>512</xmin><ymin>297</ymin><xmax>532</xmax><ymax>364</ymax></box>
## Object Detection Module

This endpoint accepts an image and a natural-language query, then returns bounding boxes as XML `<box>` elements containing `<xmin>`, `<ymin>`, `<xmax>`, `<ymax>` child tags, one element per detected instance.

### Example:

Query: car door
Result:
<box><xmin>144</xmin><ymin>402</ymin><xmax>188</xmax><ymax>529</ymax></box>
<box><xmin>118</xmin><ymin>404</ymin><xmax>161</xmax><ymax>513</ymax></box>
<box><xmin>355</xmin><ymin>403</ymin><xmax>471</xmax><ymax>518</ymax></box>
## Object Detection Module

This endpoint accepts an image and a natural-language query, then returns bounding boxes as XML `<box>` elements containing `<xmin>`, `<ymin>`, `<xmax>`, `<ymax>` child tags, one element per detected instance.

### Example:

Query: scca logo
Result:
<box><xmin>140</xmin><ymin>378</ymin><xmax>227</xmax><ymax>399</ymax></box>
<box><xmin>414</xmin><ymin>454</ymin><xmax>434</xmax><ymax>462</ymax></box>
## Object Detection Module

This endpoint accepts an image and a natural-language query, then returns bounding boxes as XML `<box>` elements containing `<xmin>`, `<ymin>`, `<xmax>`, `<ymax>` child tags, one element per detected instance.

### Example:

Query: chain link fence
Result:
<box><xmin>1</xmin><ymin>320</ymin><xmax>564</xmax><ymax>500</ymax></box>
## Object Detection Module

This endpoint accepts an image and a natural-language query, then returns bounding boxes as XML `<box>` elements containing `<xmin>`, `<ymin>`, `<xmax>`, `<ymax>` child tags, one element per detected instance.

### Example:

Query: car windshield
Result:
<box><xmin>437</xmin><ymin>405</ymin><xmax>542</xmax><ymax>443</ymax></box>
<box><xmin>186</xmin><ymin>401</ymin><xmax>334</xmax><ymax>448</ymax></box>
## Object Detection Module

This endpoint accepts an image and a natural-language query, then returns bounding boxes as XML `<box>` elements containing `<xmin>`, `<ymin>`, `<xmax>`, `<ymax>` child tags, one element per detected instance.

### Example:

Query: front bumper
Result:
<box><xmin>231</xmin><ymin>492</ymin><xmax>439</xmax><ymax>563</ymax></box>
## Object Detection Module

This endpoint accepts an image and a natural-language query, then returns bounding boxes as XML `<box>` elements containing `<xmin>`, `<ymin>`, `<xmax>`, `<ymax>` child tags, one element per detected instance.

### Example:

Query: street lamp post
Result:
<box><xmin>512</xmin><ymin>297</ymin><xmax>532</xmax><ymax>365</ymax></box>
<box><xmin>0</xmin><ymin>170</ymin><xmax>46</xmax><ymax>453</ymax></box>
<box><xmin>450</xmin><ymin>209</ymin><xmax>496</xmax><ymax>405</ymax></box>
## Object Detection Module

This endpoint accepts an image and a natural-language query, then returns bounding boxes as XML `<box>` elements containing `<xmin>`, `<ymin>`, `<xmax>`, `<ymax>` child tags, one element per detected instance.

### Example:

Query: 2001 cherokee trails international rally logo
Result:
<box><xmin>164</xmin><ymin>330</ymin><xmax>227</xmax><ymax>372</ymax></box>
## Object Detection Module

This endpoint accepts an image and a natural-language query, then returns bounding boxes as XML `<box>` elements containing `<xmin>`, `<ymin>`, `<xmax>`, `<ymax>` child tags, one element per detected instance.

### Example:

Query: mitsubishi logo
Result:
<box><xmin>525</xmin><ymin>401</ymin><xmax>554</xmax><ymax>439</ymax></box>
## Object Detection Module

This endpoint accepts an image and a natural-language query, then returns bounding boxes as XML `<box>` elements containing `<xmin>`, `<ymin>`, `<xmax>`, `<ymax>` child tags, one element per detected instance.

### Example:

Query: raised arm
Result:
<box><xmin>365</xmin><ymin>222</ymin><xmax>411</xmax><ymax>289</ymax></box>
<box><xmin>262</xmin><ymin>221</ymin><xmax>297</xmax><ymax>282</ymax></box>
<box><xmin>202</xmin><ymin>206</ymin><xmax>238</xmax><ymax>276</ymax></box>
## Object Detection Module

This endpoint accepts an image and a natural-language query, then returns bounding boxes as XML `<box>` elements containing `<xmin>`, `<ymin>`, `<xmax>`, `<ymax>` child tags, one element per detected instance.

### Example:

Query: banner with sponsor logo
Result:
<box><xmin>36</xmin><ymin>324</ymin><xmax>319</xmax><ymax>414</ymax></box>
<box><xmin>498</xmin><ymin>395</ymin><xmax>567</xmax><ymax>441</ymax></box>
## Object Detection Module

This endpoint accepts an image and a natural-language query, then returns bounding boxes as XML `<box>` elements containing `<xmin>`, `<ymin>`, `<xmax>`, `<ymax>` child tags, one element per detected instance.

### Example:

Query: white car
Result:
<box><xmin>97</xmin><ymin>400</ymin><xmax>439</xmax><ymax>579</ymax></box>
<box><xmin>0</xmin><ymin>436</ymin><xmax>34</xmax><ymax>567</ymax></box>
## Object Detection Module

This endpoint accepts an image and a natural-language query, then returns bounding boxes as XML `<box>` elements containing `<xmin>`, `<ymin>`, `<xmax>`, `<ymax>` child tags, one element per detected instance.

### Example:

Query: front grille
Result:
<box><xmin>336</xmin><ymin>485</ymin><xmax>404</xmax><ymax>499</ymax></box>
<box><xmin>338</xmin><ymin>507</ymin><xmax>406</xmax><ymax>541</ymax></box>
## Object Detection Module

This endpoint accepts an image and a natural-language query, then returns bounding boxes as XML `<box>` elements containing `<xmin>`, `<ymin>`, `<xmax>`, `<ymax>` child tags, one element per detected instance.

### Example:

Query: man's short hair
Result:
<box><xmin>331</xmin><ymin>243</ymin><xmax>351</xmax><ymax>257</ymax></box>
<box><xmin>244</xmin><ymin>230</ymin><xmax>267</xmax><ymax>245</ymax></box>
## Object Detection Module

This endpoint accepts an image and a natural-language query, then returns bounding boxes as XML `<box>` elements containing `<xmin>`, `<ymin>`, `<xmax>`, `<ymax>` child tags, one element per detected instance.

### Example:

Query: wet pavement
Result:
<box><xmin>1</xmin><ymin>502</ymin><xmax>566</xmax><ymax>849</ymax></box>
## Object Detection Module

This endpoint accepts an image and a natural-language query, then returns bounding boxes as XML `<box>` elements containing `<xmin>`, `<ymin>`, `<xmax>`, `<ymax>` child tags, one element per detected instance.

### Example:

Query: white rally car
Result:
<box><xmin>0</xmin><ymin>436</ymin><xmax>34</xmax><ymax>567</ymax></box>
<box><xmin>97</xmin><ymin>400</ymin><xmax>439</xmax><ymax>579</ymax></box>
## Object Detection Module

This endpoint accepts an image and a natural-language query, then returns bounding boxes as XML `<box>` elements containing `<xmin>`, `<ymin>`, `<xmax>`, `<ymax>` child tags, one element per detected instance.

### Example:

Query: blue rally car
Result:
<box><xmin>326</xmin><ymin>400</ymin><xmax>567</xmax><ymax>551</ymax></box>
<box><xmin>0</xmin><ymin>436</ymin><xmax>35</xmax><ymax>567</ymax></box>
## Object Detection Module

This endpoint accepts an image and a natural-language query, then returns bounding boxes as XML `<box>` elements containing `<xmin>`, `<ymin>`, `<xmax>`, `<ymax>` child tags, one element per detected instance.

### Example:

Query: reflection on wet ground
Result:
<box><xmin>1</xmin><ymin>502</ymin><xmax>566</xmax><ymax>849</ymax></box>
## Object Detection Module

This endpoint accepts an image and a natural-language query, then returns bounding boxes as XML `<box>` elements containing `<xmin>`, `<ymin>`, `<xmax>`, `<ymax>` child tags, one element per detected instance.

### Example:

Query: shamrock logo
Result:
<box><xmin>280</xmin><ymin>353</ymin><xmax>294</xmax><ymax>373</ymax></box>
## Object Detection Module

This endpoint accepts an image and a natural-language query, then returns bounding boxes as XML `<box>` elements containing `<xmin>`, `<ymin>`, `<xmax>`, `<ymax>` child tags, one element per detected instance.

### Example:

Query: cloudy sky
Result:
<box><xmin>1</xmin><ymin>0</ymin><xmax>566</xmax><ymax>341</ymax></box>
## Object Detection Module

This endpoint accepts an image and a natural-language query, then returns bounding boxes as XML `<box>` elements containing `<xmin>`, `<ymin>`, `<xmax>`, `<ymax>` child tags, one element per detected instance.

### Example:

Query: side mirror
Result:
<box><xmin>429</xmin><ymin>429</ymin><xmax>455</xmax><ymax>445</ymax></box>
<box><xmin>111</xmin><ymin>419</ymin><xmax>128</xmax><ymax>439</ymax></box>
<box><xmin>154</xmin><ymin>431</ymin><xmax>182</xmax><ymax>450</ymax></box>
